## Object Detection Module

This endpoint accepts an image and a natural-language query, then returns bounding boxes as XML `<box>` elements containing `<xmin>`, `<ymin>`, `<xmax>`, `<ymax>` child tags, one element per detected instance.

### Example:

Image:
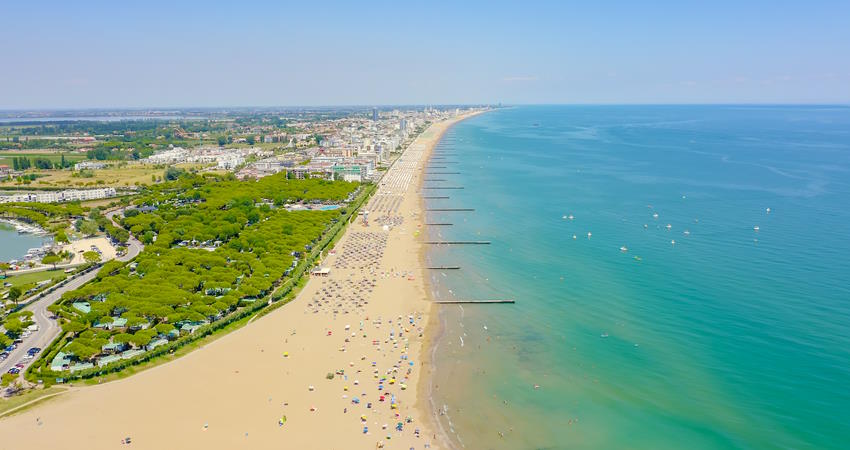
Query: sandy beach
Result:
<box><xmin>0</xmin><ymin>114</ymin><xmax>473</xmax><ymax>450</ymax></box>
<box><xmin>63</xmin><ymin>237</ymin><xmax>117</xmax><ymax>264</ymax></box>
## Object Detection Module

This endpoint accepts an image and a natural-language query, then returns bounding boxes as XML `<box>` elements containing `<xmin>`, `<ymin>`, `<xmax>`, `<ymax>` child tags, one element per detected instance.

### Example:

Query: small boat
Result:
<box><xmin>671</xmin><ymin>240</ymin><xmax>676</xmax><ymax>246</ymax></box>
<box><xmin>666</xmin><ymin>224</ymin><xmax>672</xmax><ymax>230</ymax></box>
<box><xmin>562</xmin><ymin>215</ymin><xmax>567</xmax><ymax>220</ymax></box>
<box><xmin>600</xmin><ymin>332</ymin><xmax>609</xmax><ymax>338</ymax></box>
<box><xmin>587</xmin><ymin>232</ymin><xmax>592</xmax><ymax>239</ymax></box>
<box><xmin>620</xmin><ymin>246</ymin><xmax>628</xmax><ymax>252</ymax></box>
<box><xmin>572</xmin><ymin>234</ymin><xmax>577</xmax><ymax>240</ymax></box>
<box><xmin>653</xmin><ymin>213</ymin><xmax>659</xmax><ymax>219</ymax></box>
<box><xmin>766</xmin><ymin>207</ymin><xmax>771</xmax><ymax>214</ymax></box>
<box><xmin>568</xmin><ymin>214</ymin><xmax>574</xmax><ymax>220</ymax></box>
<box><xmin>753</xmin><ymin>226</ymin><xmax>760</xmax><ymax>232</ymax></box>
<box><xmin>683</xmin><ymin>230</ymin><xmax>690</xmax><ymax>236</ymax></box>
<box><xmin>633</xmin><ymin>256</ymin><xmax>642</xmax><ymax>261</ymax></box>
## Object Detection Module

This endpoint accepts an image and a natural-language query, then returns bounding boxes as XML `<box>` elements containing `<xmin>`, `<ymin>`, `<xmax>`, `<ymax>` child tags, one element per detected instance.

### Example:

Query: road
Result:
<box><xmin>1</xmin><ymin>210</ymin><xmax>143</xmax><ymax>382</ymax></box>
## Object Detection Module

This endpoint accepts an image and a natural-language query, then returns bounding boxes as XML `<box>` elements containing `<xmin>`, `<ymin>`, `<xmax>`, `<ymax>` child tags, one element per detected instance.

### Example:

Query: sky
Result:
<box><xmin>2</xmin><ymin>0</ymin><xmax>849</xmax><ymax>108</ymax></box>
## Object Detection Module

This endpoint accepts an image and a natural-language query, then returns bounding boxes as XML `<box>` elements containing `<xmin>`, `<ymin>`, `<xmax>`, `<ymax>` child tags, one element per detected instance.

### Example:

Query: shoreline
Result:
<box><xmin>0</xmin><ymin>218</ymin><xmax>50</xmax><ymax>236</ymax></box>
<box><xmin>414</xmin><ymin>111</ymin><xmax>485</xmax><ymax>450</ymax></box>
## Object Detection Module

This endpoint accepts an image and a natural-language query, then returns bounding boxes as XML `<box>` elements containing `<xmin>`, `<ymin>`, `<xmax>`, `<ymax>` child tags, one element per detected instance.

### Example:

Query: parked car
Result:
<box><xmin>27</xmin><ymin>347</ymin><xmax>41</xmax><ymax>355</ymax></box>
<box><xmin>7</xmin><ymin>368</ymin><xmax>20</xmax><ymax>375</ymax></box>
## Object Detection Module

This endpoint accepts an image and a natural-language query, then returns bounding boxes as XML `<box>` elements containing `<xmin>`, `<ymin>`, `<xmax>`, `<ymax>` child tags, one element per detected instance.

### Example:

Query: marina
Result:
<box><xmin>0</xmin><ymin>220</ymin><xmax>53</xmax><ymax>264</ymax></box>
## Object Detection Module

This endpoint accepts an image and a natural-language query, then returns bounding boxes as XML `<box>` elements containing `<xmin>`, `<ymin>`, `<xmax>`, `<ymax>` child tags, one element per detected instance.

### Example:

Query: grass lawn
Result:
<box><xmin>3</xmin><ymin>270</ymin><xmax>68</xmax><ymax>288</ymax></box>
<box><xmin>0</xmin><ymin>152</ymin><xmax>86</xmax><ymax>167</ymax></box>
<box><xmin>0</xmin><ymin>387</ymin><xmax>69</xmax><ymax>418</ymax></box>
<box><xmin>0</xmin><ymin>163</ymin><xmax>208</xmax><ymax>188</ymax></box>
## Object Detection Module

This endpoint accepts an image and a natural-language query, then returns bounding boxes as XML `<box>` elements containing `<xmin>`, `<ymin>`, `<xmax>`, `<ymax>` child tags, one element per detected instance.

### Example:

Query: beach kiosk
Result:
<box><xmin>310</xmin><ymin>267</ymin><xmax>331</xmax><ymax>277</ymax></box>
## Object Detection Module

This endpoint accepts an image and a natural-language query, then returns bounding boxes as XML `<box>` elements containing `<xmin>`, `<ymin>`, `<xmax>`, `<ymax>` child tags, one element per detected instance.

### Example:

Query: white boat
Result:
<box><xmin>620</xmin><ymin>246</ymin><xmax>628</xmax><ymax>252</ymax></box>
<box><xmin>671</xmin><ymin>240</ymin><xmax>676</xmax><ymax>246</ymax></box>
<box><xmin>587</xmin><ymin>232</ymin><xmax>592</xmax><ymax>239</ymax></box>
<box><xmin>653</xmin><ymin>213</ymin><xmax>659</xmax><ymax>219</ymax></box>
<box><xmin>753</xmin><ymin>226</ymin><xmax>760</xmax><ymax>232</ymax></box>
<box><xmin>568</xmin><ymin>214</ymin><xmax>574</xmax><ymax>220</ymax></box>
<box><xmin>666</xmin><ymin>224</ymin><xmax>672</xmax><ymax>230</ymax></box>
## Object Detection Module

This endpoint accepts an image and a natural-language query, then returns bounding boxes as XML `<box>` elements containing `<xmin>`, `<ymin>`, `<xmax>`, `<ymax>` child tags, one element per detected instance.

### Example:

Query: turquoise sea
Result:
<box><xmin>425</xmin><ymin>106</ymin><xmax>850</xmax><ymax>449</ymax></box>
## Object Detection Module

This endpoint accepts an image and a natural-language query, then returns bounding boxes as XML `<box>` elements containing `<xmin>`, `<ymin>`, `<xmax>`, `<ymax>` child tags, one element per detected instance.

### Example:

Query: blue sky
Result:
<box><xmin>2</xmin><ymin>0</ymin><xmax>849</xmax><ymax>108</ymax></box>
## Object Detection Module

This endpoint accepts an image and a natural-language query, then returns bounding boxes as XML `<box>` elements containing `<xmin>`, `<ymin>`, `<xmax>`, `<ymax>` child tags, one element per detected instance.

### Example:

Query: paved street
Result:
<box><xmin>2</xmin><ymin>215</ymin><xmax>142</xmax><ymax>382</ymax></box>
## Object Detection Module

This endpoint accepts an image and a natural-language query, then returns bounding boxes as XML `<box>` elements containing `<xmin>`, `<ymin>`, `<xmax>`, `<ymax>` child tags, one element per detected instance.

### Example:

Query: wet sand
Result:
<box><xmin>0</xmin><ymin>114</ymin><xmax>474</xmax><ymax>450</ymax></box>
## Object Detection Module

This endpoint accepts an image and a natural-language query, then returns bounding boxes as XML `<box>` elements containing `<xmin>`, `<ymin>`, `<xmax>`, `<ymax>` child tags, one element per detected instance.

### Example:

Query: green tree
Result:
<box><xmin>83</xmin><ymin>251</ymin><xmax>101</xmax><ymax>264</ymax></box>
<box><xmin>62</xmin><ymin>320</ymin><xmax>87</xmax><ymax>335</ymax></box>
<box><xmin>64</xmin><ymin>341</ymin><xmax>99</xmax><ymax>360</ymax></box>
<box><xmin>141</xmin><ymin>230</ymin><xmax>155</xmax><ymax>244</ymax></box>
<box><xmin>42</xmin><ymin>254</ymin><xmax>62</xmax><ymax>269</ymax></box>
<box><xmin>164</xmin><ymin>167</ymin><xmax>184</xmax><ymax>181</ymax></box>
<box><xmin>8</xmin><ymin>286</ymin><xmax>22</xmax><ymax>306</ymax></box>
<box><xmin>4</xmin><ymin>317</ymin><xmax>24</xmax><ymax>334</ymax></box>
<box><xmin>246</xmin><ymin>135</ymin><xmax>256</xmax><ymax>145</ymax></box>
<box><xmin>0</xmin><ymin>262</ymin><xmax>8</xmax><ymax>277</ymax></box>
<box><xmin>80</xmin><ymin>220</ymin><xmax>99</xmax><ymax>236</ymax></box>
<box><xmin>1</xmin><ymin>373</ymin><xmax>17</xmax><ymax>387</ymax></box>
<box><xmin>55</xmin><ymin>230</ymin><xmax>70</xmax><ymax>243</ymax></box>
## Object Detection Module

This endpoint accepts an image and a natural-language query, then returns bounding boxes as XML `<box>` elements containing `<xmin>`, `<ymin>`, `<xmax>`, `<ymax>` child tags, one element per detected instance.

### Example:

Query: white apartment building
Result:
<box><xmin>0</xmin><ymin>187</ymin><xmax>117</xmax><ymax>204</ymax></box>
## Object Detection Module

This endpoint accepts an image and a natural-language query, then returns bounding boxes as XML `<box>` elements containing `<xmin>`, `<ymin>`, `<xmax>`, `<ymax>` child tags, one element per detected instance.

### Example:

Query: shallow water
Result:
<box><xmin>425</xmin><ymin>106</ymin><xmax>850</xmax><ymax>449</ymax></box>
<box><xmin>0</xmin><ymin>224</ymin><xmax>49</xmax><ymax>262</ymax></box>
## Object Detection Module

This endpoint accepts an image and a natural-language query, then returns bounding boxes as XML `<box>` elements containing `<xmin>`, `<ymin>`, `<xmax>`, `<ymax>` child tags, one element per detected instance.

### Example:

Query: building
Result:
<box><xmin>146</xmin><ymin>147</ymin><xmax>188</xmax><ymax>164</ymax></box>
<box><xmin>74</xmin><ymin>161</ymin><xmax>107</xmax><ymax>171</ymax></box>
<box><xmin>0</xmin><ymin>187</ymin><xmax>117</xmax><ymax>204</ymax></box>
<box><xmin>372</xmin><ymin>108</ymin><xmax>378</xmax><ymax>121</ymax></box>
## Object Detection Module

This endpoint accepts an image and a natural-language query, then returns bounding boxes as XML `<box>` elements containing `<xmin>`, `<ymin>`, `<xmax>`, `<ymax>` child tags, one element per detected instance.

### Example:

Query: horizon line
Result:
<box><xmin>2</xmin><ymin>102</ymin><xmax>849</xmax><ymax>113</ymax></box>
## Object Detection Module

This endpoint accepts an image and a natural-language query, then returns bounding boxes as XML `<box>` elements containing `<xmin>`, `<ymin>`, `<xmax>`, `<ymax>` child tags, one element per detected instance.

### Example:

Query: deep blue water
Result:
<box><xmin>425</xmin><ymin>105</ymin><xmax>850</xmax><ymax>449</ymax></box>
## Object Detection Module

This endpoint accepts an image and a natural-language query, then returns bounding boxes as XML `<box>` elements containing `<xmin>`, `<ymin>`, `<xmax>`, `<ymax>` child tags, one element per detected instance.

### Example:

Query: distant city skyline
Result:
<box><xmin>2</xmin><ymin>0</ymin><xmax>849</xmax><ymax>109</ymax></box>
